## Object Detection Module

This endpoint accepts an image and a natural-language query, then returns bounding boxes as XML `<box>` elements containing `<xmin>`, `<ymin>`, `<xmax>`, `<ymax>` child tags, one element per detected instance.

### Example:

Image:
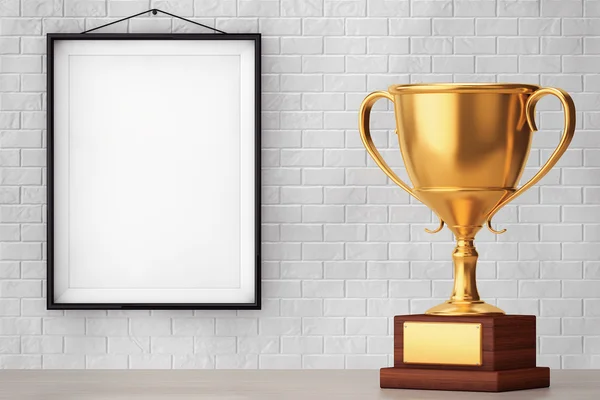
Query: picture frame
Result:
<box><xmin>47</xmin><ymin>33</ymin><xmax>261</xmax><ymax>309</ymax></box>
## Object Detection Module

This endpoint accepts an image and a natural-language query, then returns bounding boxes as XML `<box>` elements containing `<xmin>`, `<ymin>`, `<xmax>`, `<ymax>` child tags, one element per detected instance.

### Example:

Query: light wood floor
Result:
<box><xmin>0</xmin><ymin>369</ymin><xmax>596</xmax><ymax>399</ymax></box>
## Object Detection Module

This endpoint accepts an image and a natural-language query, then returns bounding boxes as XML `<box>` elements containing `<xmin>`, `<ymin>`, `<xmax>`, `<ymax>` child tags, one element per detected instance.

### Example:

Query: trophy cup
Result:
<box><xmin>359</xmin><ymin>84</ymin><xmax>575</xmax><ymax>392</ymax></box>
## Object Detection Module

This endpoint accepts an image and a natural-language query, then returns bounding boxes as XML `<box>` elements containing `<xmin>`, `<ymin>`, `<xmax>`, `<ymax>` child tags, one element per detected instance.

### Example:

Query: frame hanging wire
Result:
<box><xmin>81</xmin><ymin>8</ymin><xmax>228</xmax><ymax>34</ymax></box>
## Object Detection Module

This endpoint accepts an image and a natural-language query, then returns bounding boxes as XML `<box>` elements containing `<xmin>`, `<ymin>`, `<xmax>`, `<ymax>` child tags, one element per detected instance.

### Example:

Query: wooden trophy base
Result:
<box><xmin>380</xmin><ymin>314</ymin><xmax>550</xmax><ymax>393</ymax></box>
<box><xmin>381</xmin><ymin>367</ymin><xmax>549</xmax><ymax>392</ymax></box>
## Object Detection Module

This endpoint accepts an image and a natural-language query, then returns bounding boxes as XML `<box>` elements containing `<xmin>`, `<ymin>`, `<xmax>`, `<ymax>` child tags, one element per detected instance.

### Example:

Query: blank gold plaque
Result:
<box><xmin>403</xmin><ymin>322</ymin><xmax>482</xmax><ymax>366</ymax></box>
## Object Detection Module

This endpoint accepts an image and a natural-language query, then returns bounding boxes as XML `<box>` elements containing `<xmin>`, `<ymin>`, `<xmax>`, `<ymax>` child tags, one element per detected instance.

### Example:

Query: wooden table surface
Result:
<box><xmin>0</xmin><ymin>369</ymin><xmax>596</xmax><ymax>399</ymax></box>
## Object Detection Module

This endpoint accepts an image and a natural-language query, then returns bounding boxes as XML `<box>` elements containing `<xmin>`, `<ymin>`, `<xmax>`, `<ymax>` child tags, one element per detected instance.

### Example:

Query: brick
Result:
<box><xmin>280</xmin><ymin>262</ymin><xmax>322</xmax><ymax>279</ymax></box>
<box><xmin>520</xmin><ymin>55</ymin><xmax>562</xmax><ymax>72</ymax></box>
<box><xmin>0</xmin><ymin>262</ymin><xmax>19</xmax><ymax>279</ymax></box>
<box><xmin>281</xmin><ymin>37</ymin><xmax>323</xmax><ymax>55</ymax></box>
<box><xmin>498</xmin><ymin>262</ymin><xmax>539</xmax><ymax>279</ymax></box>
<box><xmin>367</xmin><ymin>298</ymin><xmax>409</xmax><ymax>317</ymax></box>
<box><xmin>346</xmin><ymin>168</ymin><xmax>387</xmax><ymax>185</ymax></box>
<box><xmin>433</xmin><ymin>55</ymin><xmax>474</xmax><ymax>73</ymax></box>
<box><xmin>541</xmin><ymin>336</ymin><xmax>583</xmax><ymax>354</ymax></box>
<box><xmin>64</xmin><ymin>337</ymin><xmax>106</xmax><ymax>354</ymax></box>
<box><xmin>497</xmin><ymin>299</ymin><xmax>540</xmax><ymax>315</ymax></box>
<box><xmin>238</xmin><ymin>0</ymin><xmax>279</xmax><ymax>17</ymax></box>
<box><xmin>389</xmin><ymin>18</ymin><xmax>431</xmax><ymax>35</ymax></box>
<box><xmin>542</xmin><ymin>261</ymin><xmax>583</xmax><ymax>279</ymax></box>
<box><xmin>477</xmin><ymin>18</ymin><xmax>518</xmax><ymax>35</ymax></box>
<box><xmin>563</xmin><ymin>317</ymin><xmax>600</xmax><ymax>334</ymax></box>
<box><xmin>0</xmin><ymin>355</ymin><xmax>41</xmax><ymax>369</ymax></box>
<box><xmin>324</xmin><ymin>37</ymin><xmax>366</xmax><ymax>54</ymax></box>
<box><xmin>325</xmin><ymin>187</ymin><xmax>365</xmax><ymax>204</ymax></box>
<box><xmin>42</xmin><ymin>355</ymin><xmax>82</xmax><ymax>369</ymax></box>
<box><xmin>541</xmin><ymin>187</ymin><xmax>582</xmax><ymax>204</ymax></box>
<box><xmin>390</xmin><ymin>243</ymin><xmax>431</xmax><ymax>260</ymax></box>
<box><xmin>216</xmin><ymin>318</ymin><xmax>257</xmax><ymax>336</ymax></box>
<box><xmin>346</xmin><ymin>317</ymin><xmax>388</xmax><ymax>335</ymax></box>
<box><xmin>64</xmin><ymin>0</ymin><xmax>106</xmax><ymax>16</ymax></box>
<box><xmin>324</xmin><ymin>74</ymin><xmax>366</xmax><ymax>92</ymax></box>
<box><xmin>541</xmin><ymin>224</ymin><xmax>583</xmax><ymax>242</ymax></box>
<box><xmin>22</xmin><ymin>336</ymin><xmax>62</xmax><ymax>354</ymax></box>
<box><xmin>324</xmin><ymin>224</ymin><xmax>366</xmax><ymax>241</ymax></box>
<box><xmin>519</xmin><ymin>205</ymin><xmax>560</xmax><ymax>223</ymax></box>
<box><xmin>43</xmin><ymin>318</ymin><xmax>84</xmax><ymax>335</ymax></box>
<box><xmin>0</xmin><ymin>19</ymin><xmax>42</xmax><ymax>35</ymax></box>
<box><xmin>542</xmin><ymin>299</ymin><xmax>583</xmax><ymax>317</ymax></box>
<box><xmin>302</xmin><ymin>56</ymin><xmax>344</xmax><ymax>73</ymax></box>
<box><xmin>0</xmin><ymin>56</ymin><xmax>41</xmax><ymax>73</ymax></box>
<box><xmin>346</xmin><ymin>280</ymin><xmax>388</xmax><ymax>298</ymax></box>
<box><xmin>0</xmin><ymin>280</ymin><xmax>41</xmax><ymax>298</ymax></box>
<box><xmin>86</xmin><ymin>318</ymin><xmax>128</xmax><ymax>336</ymax></box>
<box><xmin>326</xmin><ymin>261</ymin><xmax>366</xmax><ymax>279</ymax></box>
<box><xmin>281</xmin><ymin>299</ymin><xmax>323</xmax><ymax>316</ymax></box>
<box><xmin>564</xmin><ymin>243</ymin><xmax>600</xmax><ymax>260</ymax></box>
<box><xmin>347</xmin><ymin>18</ymin><xmax>387</xmax><ymax>35</ymax></box>
<box><xmin>433</xmin><ymin>18</ymin><xmax>474</xmax><ymax>35</ymax></box>
<box><xmin>389</xmin><ymin>55</ymin><xmax>431</xmax><ymax>73</ymax></box>
<box><xmin>238</xmin><ymin>336</ymin><xmax>279</xmax><ymax>354</ymax></box>
<box><xmin>455</xmin><ymin>1</ymin><xmax>495</xmax><ymax>16</ymax></box>
<box><xmin>260</xmin><ymin>318</ymin><xmax>302</xmax><ymax>335</ymax></box>
<box><xmin>108</xmin><ymin>337</ymin><xmax>150</xmax><ymax>354</ymax></box>
<box><xmin>303</xmin><ymin>18</ymin><xmax>344</xmax><ymax>35</ymax></box>
<box><xmin>519</xmin><ymin>243</ymin><xmax>561</xmax><ymax>261</ymax></box>
<box><xmin>263</xmin><ymin>243</ymin><xmax>302</xmax><ymax>261</ymax></box>
<box><xmin>412</xmin><ymin>0</ymin><xmax>452</xmax><ymax>17</ymax></box>
<box><xmin>0</xmin><ymin>243</ymin><xmax>41</xmax><ymax>260</ymax></box>
<box><xmin>324</xmin><ymin>336</ymin><xmax>366</xmax><ymax>353</ymax></box>
<box><xmin>303</xmin><ymin>242</ymin><xmax>344</xmax><ymax>260</ymax></box>
<box><xmin>303</xmin><ymin>280</ymin><xmax>344</xmax><ymax>297</ymax></box>
<box><xmin>498</xmin><ymin>1</ymin><xmax>539</xmax><ymax>16</ymax></box>
<box><xmin>520</xmin><ymin>280</ymin><xmax>561</xmax><ymax>298</ymax></box>
<box><xmin>42</xmin><ymin>18</ymin><xmax>85</xmax><ymax>34</ymax></box>
<box><xmin>0</xmin><ymin>94</ymin><xmax>42</xmax><ymax>111</ymax></box>
<box><xmin>303</xmin><ymin>93</ymin><xmax>345</xmax><ymax>110</ymax></box>
<box><xmin>151</xmin><ymin>337</ymin><xmax>193</xmax><ymax>354</ymax></box>
<box><xmin>389</xmin><ymin>280</ymin><xmax>431</xmax><ymax>297</ymax></box>
<box><xmin>303</xmin><ymin>317</ymin><xmax>344</xmax><ymax>335</ymax></box>
<box><xmin>455</xmin><ymin>37</ymin><xmax>496</xmax><ymax>54</ymax></box>
<box><xmin>476</xmin><ymin>55</ymin><xmax>518</xmax><ymax>73</ymax></box>
<box><xmin>520</xmin><ymin>18</ymin><xmax>561</xmax><ymax>35</ymax></box>
<box><xmin>543</xmin><ymin>37</ymin><xmax>583</xmax><ymax>54</ymax></box>
<box><xmin>303</xmin><ymin>205</ymin><xmax>344</xmax><ymax>222</ymax></box>
<box><xmin>130</xmin><ymin>318</ymin><xmax>171</xmax><ymax>336</ymax></box>
<box><xmin>367</xmin><ymin>37</ymin><xmax>409</xmax><ymax>55</ymax></box>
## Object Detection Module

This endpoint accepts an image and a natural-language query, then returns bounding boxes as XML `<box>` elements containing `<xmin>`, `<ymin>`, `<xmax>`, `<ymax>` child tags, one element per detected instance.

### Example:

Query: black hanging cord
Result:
<box><xmin>81</xmin><ymin>8</ymin><xmax>227</xmax><ymax>34</ymax></box>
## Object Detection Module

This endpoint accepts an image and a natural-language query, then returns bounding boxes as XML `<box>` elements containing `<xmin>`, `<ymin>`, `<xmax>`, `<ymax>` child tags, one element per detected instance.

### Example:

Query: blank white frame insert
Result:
<box><xmin>48</xmin><ymin>34</ymin><xmax>260</xmax><ymax>309</ymax></box>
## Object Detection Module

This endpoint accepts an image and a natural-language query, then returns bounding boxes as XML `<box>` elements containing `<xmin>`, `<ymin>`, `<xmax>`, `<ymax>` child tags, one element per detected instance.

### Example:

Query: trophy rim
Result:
<box><xmin>388</xmin><ymin>83</ymin><xmax>540</xmax><ymax>95</ymax></box>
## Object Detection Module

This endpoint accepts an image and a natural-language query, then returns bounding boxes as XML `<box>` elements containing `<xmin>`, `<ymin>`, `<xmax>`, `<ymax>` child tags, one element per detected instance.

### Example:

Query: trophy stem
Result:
<box><xmin>450</xmin><ymin>238</ymin><xmax>480</xmax><ymax>302</ymax></box>
<box><xmin>425</xmin><ymin>236</ymin><xmax>505</xmax><ymax>315</ymax></box>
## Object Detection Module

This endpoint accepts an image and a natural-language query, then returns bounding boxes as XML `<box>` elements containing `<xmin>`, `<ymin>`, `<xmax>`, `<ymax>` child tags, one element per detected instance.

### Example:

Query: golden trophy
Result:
<box><xmin>359</xmin><ymin>84</ymin><xmax>575</xmax><ymax>392</ymax></box>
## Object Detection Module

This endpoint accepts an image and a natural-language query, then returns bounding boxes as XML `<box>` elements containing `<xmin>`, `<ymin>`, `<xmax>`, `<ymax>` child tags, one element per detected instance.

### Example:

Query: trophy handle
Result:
<box><xmin>359</xmin><ymin>91</ymin><xmax>445</xmax><ymax>234</ymax></box>
<box><xmin>486</xmin><ymin>87</ymin><xmax>576</xmax><ymax>234</ymax></box>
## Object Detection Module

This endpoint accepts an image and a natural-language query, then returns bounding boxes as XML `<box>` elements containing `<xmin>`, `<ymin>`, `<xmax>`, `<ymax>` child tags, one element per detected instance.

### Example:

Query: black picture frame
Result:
<box><xmin>46</xmin><ymin>33</ymin><xmax>261</xmax><ymax>310</ymax></box>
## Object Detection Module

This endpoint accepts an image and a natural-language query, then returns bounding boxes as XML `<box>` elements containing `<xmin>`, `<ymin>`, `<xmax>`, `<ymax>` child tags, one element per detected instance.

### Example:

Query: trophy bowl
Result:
<box><xmin>359</xmin><ymin>83</ymin><xmax>576</xmax><ymax>316</ymax></box>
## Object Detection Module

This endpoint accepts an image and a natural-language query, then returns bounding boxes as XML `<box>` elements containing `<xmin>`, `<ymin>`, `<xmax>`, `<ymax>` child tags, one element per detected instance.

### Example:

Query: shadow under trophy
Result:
<box><xmin>359</xmin><ymin>84</ymin><xmax>575</xmax><ymax>392</ymax></box>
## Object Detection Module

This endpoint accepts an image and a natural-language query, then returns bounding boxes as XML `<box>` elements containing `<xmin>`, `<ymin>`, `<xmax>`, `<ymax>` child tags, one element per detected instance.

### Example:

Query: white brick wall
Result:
<box><xmin>0</xmin><ymin>0</ymin><xmax>599</xmax><ymax>369</ymax></box>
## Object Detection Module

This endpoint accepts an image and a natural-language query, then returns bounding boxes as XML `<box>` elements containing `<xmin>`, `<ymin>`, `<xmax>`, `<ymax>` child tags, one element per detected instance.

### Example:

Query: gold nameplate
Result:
<box><xmin>403</xmin><ymin>322</ymin><xmax>482</xmax><ymax>366</ymax></box>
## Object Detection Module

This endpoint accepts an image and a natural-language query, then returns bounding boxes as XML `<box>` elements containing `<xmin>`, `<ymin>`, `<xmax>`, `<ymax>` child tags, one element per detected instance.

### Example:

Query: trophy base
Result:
<box><xmin>380</xmin><ymin>366</ymin><xmax>550</xmax><ymax>392</ymax></box>
<box><xmin>381</xmin><ymin>314</ymin><xmax>548</xmax><ymax>392</ymax></box>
